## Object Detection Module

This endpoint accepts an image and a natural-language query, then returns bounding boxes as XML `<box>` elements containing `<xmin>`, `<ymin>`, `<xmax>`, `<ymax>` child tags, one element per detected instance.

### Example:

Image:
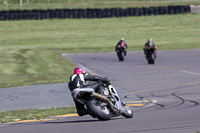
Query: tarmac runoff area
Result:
<box><xmin>0</xmin><ymin>83</ymin><xmax>144</xmax><ymax>111</ymax></box>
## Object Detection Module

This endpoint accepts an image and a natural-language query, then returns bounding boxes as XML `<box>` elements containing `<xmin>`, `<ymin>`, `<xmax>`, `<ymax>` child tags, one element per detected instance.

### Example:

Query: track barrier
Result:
<box><xmin>0</xmin><ymin>5</ymin><xmax>191</xmax><ymax>20</ymax></box>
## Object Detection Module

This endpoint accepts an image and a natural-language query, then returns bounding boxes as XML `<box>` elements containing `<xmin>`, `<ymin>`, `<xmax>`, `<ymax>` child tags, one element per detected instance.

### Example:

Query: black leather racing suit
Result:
<box><xmin>68</xmin><ymin>73</ymin><xmax>108</xmax><ymax>116</ymax></box>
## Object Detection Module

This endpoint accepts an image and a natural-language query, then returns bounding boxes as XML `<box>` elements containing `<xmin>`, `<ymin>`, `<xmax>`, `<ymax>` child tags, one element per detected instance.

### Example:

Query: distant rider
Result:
<box><xmin>143</xmin><ymin>38</ymin><xmax>157</xmax><ymax>58</ymax></box>
<box><xmin>68</xmin><ymin>66</ymin><xmax>109</xmax><ymax>116</ymax></box>
<box><xmin>115</xmin><ymin>38</ymin><xmax>128</xmax><ymax>56</ymax></box>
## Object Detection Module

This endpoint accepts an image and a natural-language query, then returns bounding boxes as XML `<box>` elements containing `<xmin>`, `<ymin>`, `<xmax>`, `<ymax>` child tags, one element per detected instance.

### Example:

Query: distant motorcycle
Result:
<box><xmin>117</xmin><ymin>48</ymin><xmax>125</xmax><ymax>61</ymax></box>
<box><xmin>71</xmin><ymin>81</ymin><xmax>133</xmax><ymax>121</ymax></box>
<box><xmin>146</xmin><ymin>47</ymin><xmax>156</xmax><ymax>65</ymax></box>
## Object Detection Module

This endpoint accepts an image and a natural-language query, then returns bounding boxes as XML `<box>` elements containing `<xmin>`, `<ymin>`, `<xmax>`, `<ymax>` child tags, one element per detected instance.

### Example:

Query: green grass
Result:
<box><xmin>0</xmin><ymin>14</ymin><xmax>200</xmax><ymax>88</ymax></box>
<box><xmin>1</xmin><ymin>0</ymin><xmax>200</xmax><ymax>10</ymax></box>
<box><xmin>0</xmin><ymin>106</ymin><xmax>76</xmax><ymax>123</ymax></box>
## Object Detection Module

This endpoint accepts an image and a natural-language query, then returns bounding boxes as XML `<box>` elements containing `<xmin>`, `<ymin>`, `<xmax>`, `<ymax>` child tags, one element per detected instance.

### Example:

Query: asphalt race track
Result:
<box><xmin>1</xmin><ymin>49</ymin><xmax>200</xmax><ymax>133</ymax></box>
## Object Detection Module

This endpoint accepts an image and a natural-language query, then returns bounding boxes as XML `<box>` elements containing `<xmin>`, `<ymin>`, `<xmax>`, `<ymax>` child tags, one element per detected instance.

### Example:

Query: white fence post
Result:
<box><xmin>4</xmin><ymin>0</ymin><xmax>8</xmax><ymax>9</ymax></box>
<box><xmin>20</xmin><ymin>0</ymin><xmax>23</xmax><ymax>8</ymax></box>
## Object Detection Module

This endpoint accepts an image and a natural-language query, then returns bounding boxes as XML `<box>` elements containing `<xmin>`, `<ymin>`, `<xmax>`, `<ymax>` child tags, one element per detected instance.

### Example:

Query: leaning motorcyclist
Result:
<box><xmin>115</xmin><ymin>38</ymin><xmax>128</xmax><ymax>56</ymax></box>
<box><xmin>68</xmin><ymin>66</ymin><xmax>109</xmax><ymax>116</ymax></box>
<box><xmin>143</xmin><ymin>38</ymin><xmax>157</xmax><ymax>58</ymax></box>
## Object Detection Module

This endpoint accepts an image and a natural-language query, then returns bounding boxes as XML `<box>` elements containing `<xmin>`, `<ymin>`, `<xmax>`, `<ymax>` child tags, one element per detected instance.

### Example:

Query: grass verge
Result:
<box><xmin>0</xmin><ymin>106</ymin><xmax>76</xmax><ymax>123</ymax></box>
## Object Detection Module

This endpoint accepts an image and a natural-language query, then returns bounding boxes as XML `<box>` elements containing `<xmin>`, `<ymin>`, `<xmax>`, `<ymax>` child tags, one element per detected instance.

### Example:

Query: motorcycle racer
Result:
<box><xmin>115</xmin><ymin>38</ymin><xmax>128</xmax><ymax>56</ymax></box>
<box><xmin>68</xmin><ymin>66</ymin><xmax>109</xmax><ymax>116</ymax></box>
<box><xmin>143</xmin><ymin>38</ymin><xmax>157</xmax><ymax>58</ymax></box>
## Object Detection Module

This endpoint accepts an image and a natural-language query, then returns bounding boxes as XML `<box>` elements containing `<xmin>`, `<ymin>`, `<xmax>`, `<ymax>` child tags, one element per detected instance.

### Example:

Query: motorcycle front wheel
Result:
<box><xmin>121</xmin><ymin>102</ymin><xmax>133</xmax><ymax>118</ymax></box>
<box><xmin>151</xmin><ymin>53</ymin><xmax>155</xmax><ymax>64</ymax></box>
<box><xmin>86</xmin><ymin>99</ymin><xmax>111</xmax><ymax>121</ymax></box>
<box><xmin>117</xmin><ymin>52</ymin><xmax>124</xmax><ymax>61</ymax></box>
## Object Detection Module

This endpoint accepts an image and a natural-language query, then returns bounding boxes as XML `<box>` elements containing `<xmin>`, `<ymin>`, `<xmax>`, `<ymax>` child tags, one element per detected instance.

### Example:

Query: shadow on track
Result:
<box><xmin>44</xmin><ymin>119</ymin><xmax>99</xmax><ymax>124</ymax></box>
<box><xmin>43</xmin><ymin>117</ymin><xmax>124</xmax><ymax>124</ymax></box>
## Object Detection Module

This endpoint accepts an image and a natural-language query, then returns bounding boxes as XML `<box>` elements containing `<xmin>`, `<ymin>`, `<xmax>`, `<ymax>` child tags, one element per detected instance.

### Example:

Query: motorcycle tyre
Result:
<box><xmin>151</xmin><ymin>54</ymin><xmax>155</xmax><ymax>64</ymax></box>
<box><xmin>148</xmin><ymin>60</ymin><xmax>151</xmax><ymax>65</ymax></box>
<box><xmin>147</xmin><ymin>54</ymin><xmax>155</xmax><ymax>65</ymax></box>
<box><xmin>151</xmin><ymin>59</ymin><xmax>155</xmax><ymax>64</ymax></box>
<box><xmin>117</xmin><ymin>52</ymin><xmax>124</xmax><ymax>61</ymax></box>
<box><xmin>119</xmin><ymin>56</ymin><xmax>124</xmax><ymax>61</ymax></box>
<box><xmin>86</xmin><ymin>99</ymin><xmax>111</xmax><ymax>121</ymax></box>
<box><xmin>121</xmin><ymin>102</ymin><xmax>133</xmax><ymax>118</ymax></box>
<box><xmin>146</xmin><ymin>54</ymin><xmax>151</xmax><ymax>65</ymax></box>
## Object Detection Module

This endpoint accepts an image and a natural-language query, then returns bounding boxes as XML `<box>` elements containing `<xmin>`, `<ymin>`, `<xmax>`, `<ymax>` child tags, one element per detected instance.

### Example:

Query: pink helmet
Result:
<box><xmin>120</xmin><ymin>38</ymin><xmax>124</xmax><ymax>41</ymax></box>
<box><xmin>74</xmin><ymin>66</ymin><xmax>85</xmax><ymax>74</ymax></box>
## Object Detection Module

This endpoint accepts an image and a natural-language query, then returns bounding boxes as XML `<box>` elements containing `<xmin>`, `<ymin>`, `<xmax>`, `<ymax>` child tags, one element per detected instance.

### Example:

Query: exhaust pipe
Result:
<box><xmin>93</xmin><ymin>92</ymin><xmax>108</xmax><ymax>102</ymax></box>
<box><xmin>93</xmin><ymin>92</ymin><xmax>120</xmax><ymax>114</ymax></box>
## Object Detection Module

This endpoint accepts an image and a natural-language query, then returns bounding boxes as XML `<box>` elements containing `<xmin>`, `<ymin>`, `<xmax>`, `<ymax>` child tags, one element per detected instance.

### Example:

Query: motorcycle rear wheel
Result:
<box><xmin>86</xmin><ymin>99</ymin><xmax>111</xmax><ymax>121</ymax></box>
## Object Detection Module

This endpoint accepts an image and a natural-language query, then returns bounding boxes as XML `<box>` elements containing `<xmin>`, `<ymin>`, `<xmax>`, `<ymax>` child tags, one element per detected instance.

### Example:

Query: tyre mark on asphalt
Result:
<box><xmin>126</xmin><ymin>82</ymin><xmax>200</xmax><ymax>110</ymax></box>
<box><xmin>172</xmin><ymin>92</ymin><xmax>199</xmax><ymax>108</ymax></box>
<box><xmin>171</xmin><ymin>86</ymin><xmax>200</xmax><ymax>108</ymax></box>
<box><xmin>149</xmin><ymin>85</ymin><xmax>200</xmax><ymax>109</ymax></box>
